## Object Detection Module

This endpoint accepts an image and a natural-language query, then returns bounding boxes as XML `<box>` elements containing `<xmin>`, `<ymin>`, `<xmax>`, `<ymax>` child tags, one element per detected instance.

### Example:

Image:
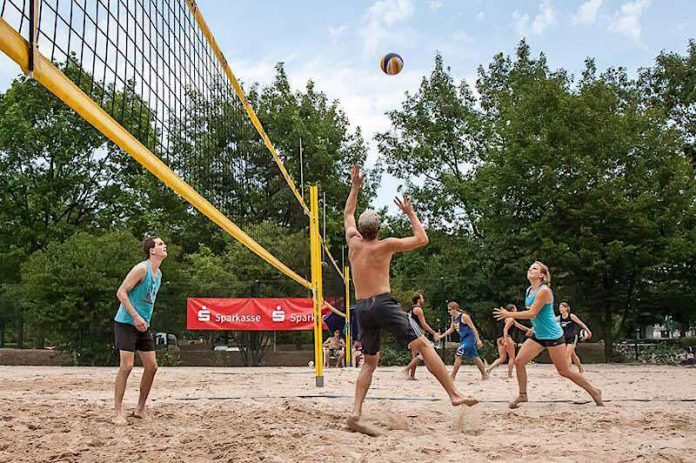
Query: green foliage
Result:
<box><xmin>378</xmin><ymin>346</ymin><xmax>412</xmax><ymax>367</ymax></box>
<box><xmin>2</xmin><ymin>40</ymin><xmax>695</xmax><ymax>365</ymax></box>
<box><xmin>614</xmin><ymin>340</ymin><xmax>687</xmax><ymax>365</ymax></box>
<box><xmin>18</xmin><ymin>231</ymin><xmax>142</xmax><ymax>364</ymax></box>
<box><xmin>159</xmin><ymin>350</ymin><xmax>182</xmax><ymax>367</ymax></box>
<box><xmin>379</xmin><ymin>41</ymin><xmax>696</xmax><ymax>357</ymax></box>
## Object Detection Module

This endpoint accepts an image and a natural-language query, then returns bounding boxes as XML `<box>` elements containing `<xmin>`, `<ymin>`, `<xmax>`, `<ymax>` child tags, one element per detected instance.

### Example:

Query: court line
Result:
<box><xmin>173</xmin><ymin>395</ymin><xmax>696</xmax><ymax>403</ymax></box>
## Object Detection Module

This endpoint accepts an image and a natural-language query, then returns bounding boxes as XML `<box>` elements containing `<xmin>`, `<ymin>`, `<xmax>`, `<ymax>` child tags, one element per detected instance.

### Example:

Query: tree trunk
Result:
<box><xmin>34</xmin><ymin>326</ymin><xmax>45</xmax><ymax>349</ymax></box>
<box><xmin>17</xmin><ymin>317</ymin><xmax>24</xmax><ymax>349</ymax></box>
<box><xmin>603</xmin><ymin>303</ymin><xmax>614</xmax><ymax>361</ymax></box>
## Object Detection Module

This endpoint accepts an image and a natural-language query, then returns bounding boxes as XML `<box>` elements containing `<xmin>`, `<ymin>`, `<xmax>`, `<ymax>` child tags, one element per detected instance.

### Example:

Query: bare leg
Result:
<box><xmin>474</xmin><ymin>357</ymin><xmax>489</xmax><ymax>380</ymax></box>
<box><xmin>565</xmin><ymin>343</ymin><xmax>574</xmax><ymax>369</ymax></box>
<box><xmin>134</xmin><ymin>351</ymin><xmax>158</xmax><ymax>419</ymax></box>
<box><xmin>413</xmin><ymin>338</ymin><xmax>477</xmax><ymax>407</ymax></box>
<box><xmin>451</xmin><ymin>355</ymin><xmax>462</xmax><ymax>380</ymax></box>
<box><xmin>571</xmin><ymin>347</ymin><xmax>584</xmax><ymax>373</ymax></box>
<box><xmin>510</xmin><ymin>339</ymin><xmax>544</xmax><ymax>409</ymax></box>
<box><xmin>402</xmin><ymin>351</ymin><xmax>419</xmax><ymax>379</ymax></box>
<box><xmin>547</xmin><ymin>345</ymin><xmax>602</xmax><ymax>406</ymax></box>
<box><xmin>347</xmin><ymin>353</ymin><xmax>382</xmax><ymax>436</ymax></box>
<box><xmin>486</xmin><ymin>339</ymin><xmax>507</xmax><ymax>375</ymax></box>
<box><xmin>506</xmin><ymin>339</ymin><xmax>516</xmax><ymax>379</ymax></box>
<box><xmin>113</xmin><ymin>351</ymin><xmax>134</xmax><ymax>425</ymax></box>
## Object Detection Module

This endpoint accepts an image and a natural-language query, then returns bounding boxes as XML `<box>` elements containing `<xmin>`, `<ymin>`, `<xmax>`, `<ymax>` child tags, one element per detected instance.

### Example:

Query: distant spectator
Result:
<box><xmin>323</xmin><ymin>329</ymin><xmax>346</xmax><ymax>367</ymax></box>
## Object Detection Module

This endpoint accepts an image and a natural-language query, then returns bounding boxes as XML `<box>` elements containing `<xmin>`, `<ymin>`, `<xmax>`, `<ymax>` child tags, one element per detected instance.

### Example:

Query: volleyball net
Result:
<box><xmin>0</xmin><ymin>0</ymin><xmax>347</xmax><ymax>385</ymax></box>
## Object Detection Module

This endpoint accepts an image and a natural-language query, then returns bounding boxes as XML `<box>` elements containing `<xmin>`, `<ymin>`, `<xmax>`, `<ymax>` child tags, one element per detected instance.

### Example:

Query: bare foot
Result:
<box><xmin>451</xmin><ymin>394</ymin><xmax>478</xmax><ymax>407</ymax></box>
<box><xmin>509</xmin><ymin>393</ymin><xmax>528</xmax><ymax>409</ymax></box>
<box><xmin>346</xmin><ymin>415</ymin><xmax>382</xmax><ymax>437</ymax></box>
<box><xmin>590</xmin><ymin>388</ymin><xmax>604</xmax><ymax>406</ymax></box>
<box><xmin>578</xmin><ymin>367</ymin><xmax>585</xmax><ymax>374</ymax></box>
<box><xmin>112</xmin><ymin>413</ymin><xmax>128</xmax><ymax>426</ymax></box>
<box><xmin>482</xmin><ymin>373</ymin><xmax>490</xmax><ymax>381</ymax></box>
<box><xmin>132</xmin><ymin>410</ymin><xmax>152</xmax><ymax>421</ymax></box>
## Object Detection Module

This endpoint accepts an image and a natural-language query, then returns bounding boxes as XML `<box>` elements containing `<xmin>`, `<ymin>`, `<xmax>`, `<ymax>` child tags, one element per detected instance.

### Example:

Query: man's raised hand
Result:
<box><xmin>394</xmin><ymin>194</ymin><xmax>414</xmax><ymax>215</ymax></box>
<box><xmin>351</xmin><ymin>164</ymin><xmax>365</xmax><ymax>189</ymax></box>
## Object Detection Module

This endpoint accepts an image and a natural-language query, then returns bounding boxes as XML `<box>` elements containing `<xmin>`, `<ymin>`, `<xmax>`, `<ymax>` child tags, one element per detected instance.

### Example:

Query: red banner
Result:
<box><xmin>187</xmin><ymin>298</ymin><xmax>332</xmax><ymax>331</ymax></box>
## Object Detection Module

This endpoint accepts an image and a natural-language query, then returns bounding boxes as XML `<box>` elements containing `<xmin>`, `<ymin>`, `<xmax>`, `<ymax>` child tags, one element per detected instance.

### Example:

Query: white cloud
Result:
<box><xmin>513</xmin><ymin>11</ymin><xmax>530</xmax><ymax>37</ymax></box>
<box><xmin>513</xmin><ymin>0</ymin><xmax>556</xmax><ymax>37</ymax></box>
<box><xmin>476</xmin><ymin>11</ymin><xmax>484</xmax><ymax>21</ymax></box>
<box><xmin>360</xmin><ymin>0</ymin><xmax>415</xmax><ymax>56</ymax></box>
<box><xmin>328</xmin><ymin>24</ymin><xmax>347</xmax><ymax>42</ymax></box>
<box><xmin>531</xmin><ymin>0</ymin><xmax>556</xmax><ymax>35</ymax></box>
<box><xmin>608</xmin><ymin>0</ymin><xmax>651</xmax><ymax>42</ymax></box>
<box><xmin>230</xmin><ymin>53</ymin><xmax>422</xmax><ymax>209</ymax></box>
<box><xmin>573</xmin><ymin>0</ymin><xmax>604</xmax><ymax>26</ymax></box>
<box><xmin>429</xmin><ymin>0</ymin><xmax>443</xmax><ymax>11</ymax></box>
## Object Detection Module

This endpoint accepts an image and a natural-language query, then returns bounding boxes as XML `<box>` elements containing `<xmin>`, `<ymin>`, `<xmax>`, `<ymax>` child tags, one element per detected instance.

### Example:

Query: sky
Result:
<box><xmin>0</xmin><ymin>0</ymin><xmax>694</xmax><ymax>212</ymax></box>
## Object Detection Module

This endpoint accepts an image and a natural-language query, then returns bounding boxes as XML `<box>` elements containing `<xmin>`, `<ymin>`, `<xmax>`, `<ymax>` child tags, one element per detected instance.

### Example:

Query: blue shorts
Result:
<box><xmin>456</xmin><ymin>340</ymin><xmax>478</xmax><ymax>358</ymax></box>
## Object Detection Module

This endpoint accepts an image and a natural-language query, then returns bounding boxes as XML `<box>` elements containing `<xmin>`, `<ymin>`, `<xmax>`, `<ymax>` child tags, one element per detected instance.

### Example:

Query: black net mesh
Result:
<box><xmin>1</xmin><ymin>0</ymin><xmax>310</xmax><ymax>281</ymax></box>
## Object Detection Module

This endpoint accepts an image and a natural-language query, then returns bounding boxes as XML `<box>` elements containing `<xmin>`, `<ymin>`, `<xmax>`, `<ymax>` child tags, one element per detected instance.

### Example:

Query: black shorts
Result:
<box><xmin>354</xmin><ymin>293</ymin><xmax>420</xmax><ymax>356</ymax></box>
<box><xmin>114</xmin><ymin>321</ymin><xmax>155</xmax><ymax>352</ymax></box>
<box><xmin>530</xmin><ymin>335</ymin><xmax>565</xmax><ymax>348</ymax></box>
<box><xmin>565</xmin><ymin>334</ymin><xmax>579</xmax><ymax>345</ymax></box>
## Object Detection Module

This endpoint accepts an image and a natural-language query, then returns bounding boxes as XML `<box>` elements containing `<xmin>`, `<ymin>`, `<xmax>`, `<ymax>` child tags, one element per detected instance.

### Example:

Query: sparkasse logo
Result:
<box><xmin>198</xmin><ymin>305</ymin><xmax>210</xmax><ymax>322</ymax></box>
<box><xmin>272</xmin><ymin>306</ymin><xmax>286</xmax><ymax>322</ymax></box>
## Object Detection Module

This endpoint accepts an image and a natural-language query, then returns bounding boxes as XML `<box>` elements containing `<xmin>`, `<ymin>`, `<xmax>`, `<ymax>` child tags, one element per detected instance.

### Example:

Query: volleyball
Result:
<box><xmin>380</xmin><ymin>53</ymin><xmax>404</xmax><ymax>75</ymax></box>
<box><xmin>579</xmin><ymin>329</ymin><xmax>588</xmax><ymax>341</ymax></box>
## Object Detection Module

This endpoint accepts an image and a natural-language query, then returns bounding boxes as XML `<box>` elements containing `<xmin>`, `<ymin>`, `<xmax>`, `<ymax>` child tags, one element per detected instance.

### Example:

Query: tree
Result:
<box><xmin>376</xmin><ymin>53</ymin><xmax>485</xmax><ymax>234</ymax></box>
<box><xmin>379</xmin><ymin>42</ymin><xmax>696</xmax><ymax>358</ymax></box>
<box><xmin>472</xmin><ymin>44</ymin><xmax>695</xmax><ymax>356</ymax></box>
<box><xmin>639</xmin><ymin>39</ymin><xmax>696</xmax><ymax>169</ymax></box>
<box><xmin>18</xmin><ymin>231</ymin><xmax>142</xmax><ymax>364</ymax></box>
<box><xmin>251</xmin><ymin>64</ymin><xmax>377</xmax><ymax>249</ymax></box>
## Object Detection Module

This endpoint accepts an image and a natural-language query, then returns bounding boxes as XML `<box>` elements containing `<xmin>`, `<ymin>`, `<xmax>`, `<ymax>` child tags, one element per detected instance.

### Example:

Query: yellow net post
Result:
<box><xmin>309</xmin><ymin>185</ymin><xmax>324</xmax><ymax>387</ymax></box>
<box><xmin>344</xmin><ymin>265</ymin><xmax>351</xmax><ymax>366</ymax></box>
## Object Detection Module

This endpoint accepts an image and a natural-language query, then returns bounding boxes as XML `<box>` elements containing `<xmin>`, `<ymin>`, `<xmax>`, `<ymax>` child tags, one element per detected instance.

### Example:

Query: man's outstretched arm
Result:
<box><xmin>384</xmin><ymin>195</ymin><xmax>429</xmax><ymax>253</ymax></box>
<box><xmin>344</xmin><ymin>165</ymin><xmax>364</xmax><ymax>243</ymax></box>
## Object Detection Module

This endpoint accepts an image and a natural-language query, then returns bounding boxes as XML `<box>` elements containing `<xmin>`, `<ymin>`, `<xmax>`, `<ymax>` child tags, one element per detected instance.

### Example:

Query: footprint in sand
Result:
<box><xmin>456</xmin><ymin>405</ymin><xmax>483</xmax><ymax>435</ymax></box>
<box><xmin>380</xmin><ymin>413</ymin><xmax>409</xmax><ymax>431</ymax></box>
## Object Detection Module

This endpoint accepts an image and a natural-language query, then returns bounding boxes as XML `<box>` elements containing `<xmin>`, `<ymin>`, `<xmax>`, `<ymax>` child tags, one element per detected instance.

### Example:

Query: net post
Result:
<box><xmin>344</xmin><ymin>265</ymin><xmax>351</xmax><ymax>366</ymax></box>
<box><xmin>28</xmin><ymin>0</ymin><xmax>41</xmax><ymax>76</ymax></box>
<box><xmin>310</xmin><ymin>185</ymin><xmax>324</xmax><ymax>387</ymax></box>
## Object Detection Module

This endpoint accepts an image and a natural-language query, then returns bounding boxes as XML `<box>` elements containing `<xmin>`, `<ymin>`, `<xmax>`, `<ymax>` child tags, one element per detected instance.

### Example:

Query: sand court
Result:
<box><xmin>1</xmin><ymin>364</ymin><xmax>695</xmax><ymax>462</ymax></box>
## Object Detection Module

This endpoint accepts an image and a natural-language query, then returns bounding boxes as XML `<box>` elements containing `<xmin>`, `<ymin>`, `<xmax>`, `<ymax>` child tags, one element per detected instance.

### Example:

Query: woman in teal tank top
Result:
<box><xmin>493</xmin><ymin>261</ymin><xmax>603</xmax><ymax>409</ymax></box>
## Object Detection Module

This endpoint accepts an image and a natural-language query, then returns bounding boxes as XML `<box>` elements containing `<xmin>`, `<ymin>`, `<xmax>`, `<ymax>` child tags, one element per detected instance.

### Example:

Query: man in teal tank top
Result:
<box><xmin>112</xmin><ymin>237</ymin><xmax>167</xmax><ymax>426</ymax></box>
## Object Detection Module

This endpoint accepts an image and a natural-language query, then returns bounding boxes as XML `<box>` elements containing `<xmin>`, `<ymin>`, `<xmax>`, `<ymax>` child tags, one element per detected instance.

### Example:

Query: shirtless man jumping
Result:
<box><xmin>344</xmin><ymin>165</ymin><xmax>477</xmax><ymax>436</ymax></box>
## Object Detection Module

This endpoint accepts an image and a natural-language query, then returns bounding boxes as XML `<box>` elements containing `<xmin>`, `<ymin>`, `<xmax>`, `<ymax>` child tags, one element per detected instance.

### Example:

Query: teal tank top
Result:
<box><xmin>114</xmin><ymin>261</ymin><xmax>162</xmax><ymax>326</ymax></box>
<box><xmin>525</xmin><ymin>284</ymin><xmax>562</xmax><ymax>340</ymax></box>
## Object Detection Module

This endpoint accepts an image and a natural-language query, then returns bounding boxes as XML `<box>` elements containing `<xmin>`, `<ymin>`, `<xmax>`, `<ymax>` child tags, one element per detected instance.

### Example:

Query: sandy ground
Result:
<box><xmin>0</xmin><ymin>364</ymin><xmax>694</xmax><ymax>463</ymax></box>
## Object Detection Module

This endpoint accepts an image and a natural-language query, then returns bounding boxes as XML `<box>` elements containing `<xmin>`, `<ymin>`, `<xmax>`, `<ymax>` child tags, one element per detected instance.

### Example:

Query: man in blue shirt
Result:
<box><xmin>112</xmin><ymin>237</ymin><xmax>166</xmax><ymax>425</ymax></box>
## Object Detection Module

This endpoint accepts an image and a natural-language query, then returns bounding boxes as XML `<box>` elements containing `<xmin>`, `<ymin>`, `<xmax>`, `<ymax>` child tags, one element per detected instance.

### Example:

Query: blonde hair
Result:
<box><xmin>534</xmin><ymin>261</ymin><xmax>551</xmax><ymax>286</ymax></box>
<box><xmin>447</xmin><ymin>301</ymin><xmax>460</xmax><ymax>311</ymax></box>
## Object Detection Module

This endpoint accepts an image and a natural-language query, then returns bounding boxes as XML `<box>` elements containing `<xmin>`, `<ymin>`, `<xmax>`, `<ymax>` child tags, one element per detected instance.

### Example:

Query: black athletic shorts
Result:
<box><xmin>564</xmin><ymin>334</ymin><xmax>579</xmax><ymax>345</ymax></box>
<box><xmin>354</xmin><ymin>293</ymin><xmax>420</xmax><ymax>356</ymax></box>
<box><xmin>530</xmin><ymin>334</ymin><xmax>565</xmax><ymax>348</ymax></box>
<box><xmin>114</xmin><ymin>321</ymin><xmax>155</xmax><ymax>352</ymax></box>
